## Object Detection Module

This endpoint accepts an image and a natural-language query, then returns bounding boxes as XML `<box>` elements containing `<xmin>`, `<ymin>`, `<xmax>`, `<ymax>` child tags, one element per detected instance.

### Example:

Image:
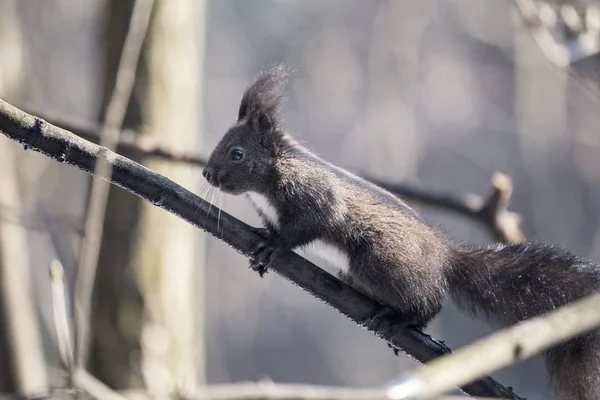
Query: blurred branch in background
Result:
<box><xmin>0</xmin><ymin>203</ymin><xmax>83</xmax><ymax>234</ymax></box>
<box><xmin>121</xmin><ymin>381</ymin><xmax>502</xmax><ymax>400</ymax></box>
<box><xmin>514</xmin><ymin>0</ymin><xmax>600</xmax><ymax>94</ymax></box>
<box><xmin>75</xmin><ymin>0</ymin><xmax>155</xmax><ymax>371</ymax></box>
<box><xmin>27</xmin><ymin>110</ymin><xmax>524</xmax><ymax>245</ymax></box>
<box><xmin>514</xmin><ymin>0</ymin><xmax>600</xmax><ymax>67</ymax></box>
<box><xmin>1</xmin><ymin>374</ymin><xmax>503</xmax><ymax>400</ymax></box>
<box><xmin>387</xmin><ymin>291</ymin><xmax>600</xmax><ymax>399</ymax></box>
<box><xmin>0</xmin><ymin>140</ymin><xmax>49</xmax><ymax>398</ymax></box>
<box><xmin>88</xmin><ymin>0</ymin><xmax>151</xmax><ymax>388</ymax></box>
<box><xmin>0</xmin><ymin>100</ymin><xmax>524</xmax><ymax>400</ymax></box>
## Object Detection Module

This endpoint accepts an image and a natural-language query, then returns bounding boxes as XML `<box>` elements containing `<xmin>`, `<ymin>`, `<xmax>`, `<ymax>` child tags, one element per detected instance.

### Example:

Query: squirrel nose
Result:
<box><xmin>203</xmin><ymin>167</ymin><xmax>216</xmax><ymax>184</ymax></box>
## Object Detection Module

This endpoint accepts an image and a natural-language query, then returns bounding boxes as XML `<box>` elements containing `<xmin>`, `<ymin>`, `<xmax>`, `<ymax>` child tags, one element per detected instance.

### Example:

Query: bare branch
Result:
<box><xmin>28</xmin><ymin>110</ymin><xmax>523</xmax><ymax>244</ymax></box>
<box><xmin>75</xmin><ymin>0</ymin><xmax>155</xmax><ymax>369</ymax></box>
<box><xmin>0</xmin><ymin>99</ymin><xmax>523</xmax><ymax>399</ymax></box>
<box><xmin>387</xmin><ymin>292</ymin><xmax>600</xmax><ymax>399</ymax></box>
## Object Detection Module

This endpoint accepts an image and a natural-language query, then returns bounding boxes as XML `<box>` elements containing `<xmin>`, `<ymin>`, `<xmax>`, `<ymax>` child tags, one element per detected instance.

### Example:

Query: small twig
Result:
<box><xmin>477</xmin><ymin>173</ymin><xmax>523</xmax><ymax>244</ymax></box>
<box><xmin>75</xmin><ymin>0</ymin><xmax>155</xmax><ymax>369</ymax></box>
<box><xmin>50</xmin><ymin>260</ymin><xmax>75</xmax><ymax>379</ymax></box>
<box><xmin>29</xmin><ymin>110</ymin><xmax>523</xmax><ymax>244</ymax></box>
<box><xmin>73</xmin><ymin>369</ymin><xmax>128</xmax><ymax>400</ymax></box>
<box><xmin>387</xmin><ymin>291</ymin><xmax>600</xmax><ymax>399</ymax></box>
<box><xmin>0</xmin><ymin>99</ymin><xmax>523</xmax><ymax>399</ymax></box>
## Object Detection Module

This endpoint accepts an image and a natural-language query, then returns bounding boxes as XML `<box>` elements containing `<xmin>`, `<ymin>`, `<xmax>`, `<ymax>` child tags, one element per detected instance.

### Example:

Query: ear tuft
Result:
<box><xmin>237</xmin><ymin>64</ymin><xmax>292</xmax><ymax>130</ymax></box>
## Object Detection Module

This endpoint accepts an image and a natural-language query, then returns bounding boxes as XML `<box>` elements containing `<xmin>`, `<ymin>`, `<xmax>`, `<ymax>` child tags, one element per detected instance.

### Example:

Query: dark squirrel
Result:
<box><xmin>203</xmin><ymin>65</ymin><xmax>600</xmax><ymax>400</ymax></box>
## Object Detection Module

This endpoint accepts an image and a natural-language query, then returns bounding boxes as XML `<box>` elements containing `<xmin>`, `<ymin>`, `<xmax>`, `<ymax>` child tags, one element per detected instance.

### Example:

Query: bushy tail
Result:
<box><xmin>547</xmin><ymin>333</ymin><xmax>600</xmax><ymax>400</ymax></box>
<box><xmin>447</xmin><ymin>241</ymin><xmax>600</xmax><ymax>399</ymax></box>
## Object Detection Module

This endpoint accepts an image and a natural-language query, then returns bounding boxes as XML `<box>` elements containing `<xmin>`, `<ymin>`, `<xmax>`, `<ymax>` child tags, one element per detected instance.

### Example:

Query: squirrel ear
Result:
<box><xmin>238</xmin><ymin>64</ymin><xmax>290</xmax><ymax>124</ymax></box>
<box><xmin>256</xmin><ymin>112</ymin><xmax>272</xmax><ymax>132</ymax></box>
<box><xmin>238</xmin><ymin>97</ymin><xmax>249</xmax><ymax>121</ymax></box>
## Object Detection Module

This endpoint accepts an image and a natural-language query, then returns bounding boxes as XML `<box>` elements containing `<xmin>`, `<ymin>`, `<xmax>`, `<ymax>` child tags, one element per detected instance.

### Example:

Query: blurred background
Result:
<box><xmin>0</xmin><ymin>1</ymin><xmax>599</xmax><ymax>399</ymax></box>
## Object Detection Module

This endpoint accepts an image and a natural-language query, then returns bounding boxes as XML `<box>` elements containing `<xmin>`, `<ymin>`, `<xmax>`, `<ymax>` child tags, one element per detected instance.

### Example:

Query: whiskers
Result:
<box><xmin>196</xmin><ymin>181</ymin><xmax>224</xmax><ymax>234</ymax></box>
<box><xmin>217</xmin><ymin>190</ymin><xmax>223</xmax><ymax>235</ymax></box>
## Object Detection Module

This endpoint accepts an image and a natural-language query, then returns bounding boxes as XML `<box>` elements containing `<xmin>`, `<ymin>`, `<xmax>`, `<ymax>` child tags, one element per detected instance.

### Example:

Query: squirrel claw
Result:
<box><xmin>365</xmin><ymin>306</ymin><xmax>407</xmax><ymax>357</ymax></box>
<box><xmin>364</xmin><ymin>305</ymin><xmax>401</xmax><ymax>331</ymax></box>
<box><xmin>251</xmin><ymin>227</ymin><xmax>271</xmax><ymax>240</ymax></box>
<box><xmin>387</xmin><ymin>343</ymin><xmax>400</xmax><ymax>356</ymax></box>
<box><xmin>249</xmin><ymin>262</ymin><xmax>268</xmax><ymax>278</ymax></box>
<box><xmin>249</xmin><ymin>235</ymin><xmax>278</xmax><ymax>278</ymax></box>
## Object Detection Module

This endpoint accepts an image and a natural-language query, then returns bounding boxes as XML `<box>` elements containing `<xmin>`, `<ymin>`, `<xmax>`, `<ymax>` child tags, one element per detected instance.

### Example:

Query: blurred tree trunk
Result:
<box><xmin>90</xmin><ymin>0</ymin><xmax>206</xmax><ymax>391</ymax></box>
<box><xmin>134</xmin><ymin>0</ymin><xmax>207</xmax><ymax>392</ymax></box>
<box><xmin>0</xmin><ymin>0</ymin><xmax>28</xmax><ymax>393</ymax></box>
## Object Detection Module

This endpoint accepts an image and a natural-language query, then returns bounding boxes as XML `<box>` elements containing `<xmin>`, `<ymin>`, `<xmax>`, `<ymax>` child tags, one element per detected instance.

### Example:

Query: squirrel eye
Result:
<box><xmin>229</xmin><ymin>147</ymin><xmax>245</xmax><ymax>162</ymax></box>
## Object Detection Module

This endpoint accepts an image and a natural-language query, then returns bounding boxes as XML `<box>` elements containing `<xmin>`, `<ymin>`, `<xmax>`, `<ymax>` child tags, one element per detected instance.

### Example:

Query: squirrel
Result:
<box><xmin>203</xmin><ymin>65</ymin><xmax>600</xmax><ymax>400</ymax></box>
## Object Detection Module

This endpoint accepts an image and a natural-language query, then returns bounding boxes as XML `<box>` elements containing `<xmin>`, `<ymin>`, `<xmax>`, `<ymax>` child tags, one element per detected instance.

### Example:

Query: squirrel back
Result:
<box><xmin>203</xmin><ymin>65</ymin><xmax>600</xmax><ymax>400</ymax></box>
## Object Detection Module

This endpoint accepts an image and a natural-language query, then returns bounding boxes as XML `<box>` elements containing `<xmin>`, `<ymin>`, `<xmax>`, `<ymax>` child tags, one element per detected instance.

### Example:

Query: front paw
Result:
<box><xmin>249</xmin><ymin>229</ymin><xmax>278</xmax><ymax>277</ymax></box>
<box><xmin>251</xmin><ymin>227</ymin><xmax>271</xmax><ymax>240</ymax></box>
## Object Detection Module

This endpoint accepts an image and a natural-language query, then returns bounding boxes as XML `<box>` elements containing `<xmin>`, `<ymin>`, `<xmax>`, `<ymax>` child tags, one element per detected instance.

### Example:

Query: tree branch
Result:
<box><xmin>0</xmin><ymin>99</ymin><xmax>523</xmax><ymax>399</ymax></box>
<box><xmin>27</xmin><ymin>110</ymin><xmax>524</xmax><ymax>244</ymax></box>
<box><xmin>0</xmin><ymin>379</ymin><xmax>502</xmax><ymax>400</ymax></box>
<box><xmin>121</xmin><ymin>381</ymin><xmax>502</xmax><ymax>400</ymax></box>
<box><xmin>387</xmin><ymin>291</ymin><xmax>600</xmax><ymax>399</ymax></box>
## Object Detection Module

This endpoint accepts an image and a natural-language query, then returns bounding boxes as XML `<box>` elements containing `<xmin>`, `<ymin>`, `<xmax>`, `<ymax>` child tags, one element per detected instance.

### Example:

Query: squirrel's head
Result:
<box><xmin>204</xmin><ymin>65</ymin><xmax>290</xmax><ymax>194</ymax></box>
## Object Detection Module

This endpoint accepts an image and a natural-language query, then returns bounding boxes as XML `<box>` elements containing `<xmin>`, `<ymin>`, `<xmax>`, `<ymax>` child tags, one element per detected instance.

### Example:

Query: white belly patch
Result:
<box><xmin>247</xmin><ymin>192</ymin><xmax>279</xmax><ymax>228</ymax></box>
<box><xmin>296</xmin><ymin>239</ymin><xmax>351</xmax><ymax>276</ymax></box>
<box><xmin>246</xmin><ymin>193</ymin><xmax>350</xmax><ymax>275</ymax></box>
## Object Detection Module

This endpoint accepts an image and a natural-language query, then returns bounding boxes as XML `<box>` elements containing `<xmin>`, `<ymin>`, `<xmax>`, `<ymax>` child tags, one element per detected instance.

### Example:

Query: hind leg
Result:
<box><xmin>337</xmin><ymin>267</ymin><xmax>442</xmax><ymax>356</ymax></box>
<box><xmin>360</xmin><ymin>303</ymin><xmax>439</xmax><ymax>357</ymax></box>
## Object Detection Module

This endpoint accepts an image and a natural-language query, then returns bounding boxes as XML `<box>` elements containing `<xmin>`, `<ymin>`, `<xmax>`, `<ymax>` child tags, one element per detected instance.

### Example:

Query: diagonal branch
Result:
<box><xmin>0</xmin><ymin>379</ymin><xmax>502</xmax><ymax>400</ymax></box>
<box><xmin>388</xmin><ymin>291</ymin><xmax>600</xmax><ymax>399</ymax></box>
<box><xmin>26</xmin><ymin>109</ymin><xmax>524</xmax><ymax>244</ymax></box>
<box><xmin>0</xmin><ymin>100</ymin><xmax>523</xmax><ymax>400</ymax></box>
<box><xmin>122</xmin><ymin>380</ymin><xmax>502</xmax><ymax>400</ymax></box>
